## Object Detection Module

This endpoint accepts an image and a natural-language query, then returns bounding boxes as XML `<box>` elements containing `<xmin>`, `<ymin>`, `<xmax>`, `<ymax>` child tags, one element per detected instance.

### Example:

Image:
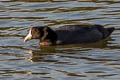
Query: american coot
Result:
<box><xmin>24</xmin><ymin>24</ymin><xmax>114</xmax><ymax>46</ymax></box>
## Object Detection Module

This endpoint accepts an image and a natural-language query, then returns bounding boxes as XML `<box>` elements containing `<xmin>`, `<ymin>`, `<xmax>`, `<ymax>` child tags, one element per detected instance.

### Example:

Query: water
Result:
<box><xmin>0</xmin><ymin>0</ymin><xmax>120</xmax><ymax>80</ymax></box>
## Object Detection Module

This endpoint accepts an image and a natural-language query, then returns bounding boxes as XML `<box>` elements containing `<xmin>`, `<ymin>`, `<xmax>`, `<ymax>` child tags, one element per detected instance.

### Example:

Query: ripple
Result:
<box><xmin>0</xmin><ymin>0</ymin><xmax>120</xmax><ymax>80</ymax></box>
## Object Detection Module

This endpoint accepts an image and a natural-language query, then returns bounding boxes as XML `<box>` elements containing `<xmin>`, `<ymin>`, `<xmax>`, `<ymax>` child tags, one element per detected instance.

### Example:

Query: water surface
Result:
<box><xmin>0</xmin><ymin>0</ymin><xmax>120</xmax><ymax>80</ymax></box>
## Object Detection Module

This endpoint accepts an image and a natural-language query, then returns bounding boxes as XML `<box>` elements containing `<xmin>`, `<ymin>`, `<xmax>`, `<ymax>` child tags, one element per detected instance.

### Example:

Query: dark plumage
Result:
<box><xmin>24</xmin><ymin>24</ymin><xmax>114</xmax><ymax>46</ymax></box>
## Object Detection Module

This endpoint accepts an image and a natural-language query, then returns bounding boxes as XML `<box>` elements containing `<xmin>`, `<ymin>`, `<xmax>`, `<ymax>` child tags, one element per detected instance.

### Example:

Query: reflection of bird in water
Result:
<box><xmin>27</xmin><ymin>50</ymin><xmax>33</xmax><ymax>62</ymax></box>
<box><xmin>26</xmin><ymin>38</ymin><xmax>113</xmax><ymax>62</ymax></box>
<box><xmin>26</xmin><ymin>49</ymin><xmax>59</xmax><ymax>62</ymax></box>
<box><xmin>24</xmin><ymin>24</ymin><xmax>114</xmax><ymax>46</ymax></box>
<box><xmin>27</xmin><ymin>50</ymin><xmax>45</xmax><ymax>62</ymax></box>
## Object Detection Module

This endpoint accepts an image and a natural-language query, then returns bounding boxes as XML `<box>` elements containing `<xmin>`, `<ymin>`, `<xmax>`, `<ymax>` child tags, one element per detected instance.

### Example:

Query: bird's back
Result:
<box><xmin>55</xmin><ymin>24</ymin><xmax>104</xmax><ymax>44</ymax></box>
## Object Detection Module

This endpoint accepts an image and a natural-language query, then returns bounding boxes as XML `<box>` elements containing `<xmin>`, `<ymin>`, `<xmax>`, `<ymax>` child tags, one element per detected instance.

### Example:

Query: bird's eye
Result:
<box><xmin>34</xmin><ymin>28</ymin><xmax>38</xmax><ymax>32</ymax></box>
